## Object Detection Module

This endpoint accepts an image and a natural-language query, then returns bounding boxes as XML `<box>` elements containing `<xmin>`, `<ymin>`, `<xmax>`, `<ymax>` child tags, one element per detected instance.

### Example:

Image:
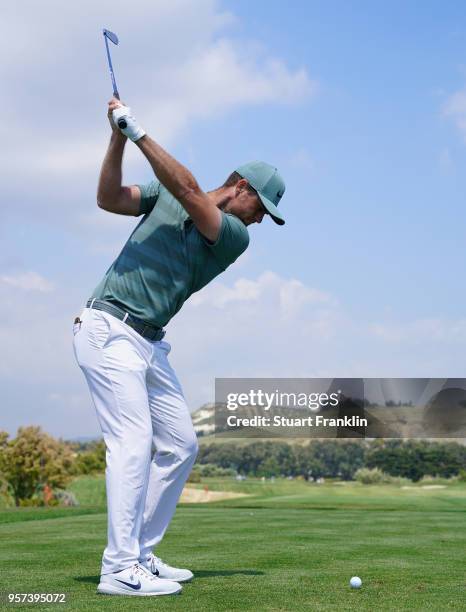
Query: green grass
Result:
<box><xmin>67</xmin><ymin>475</ymin><xmax>107</xmax><ymax>507</ymax></box>
<box><xmin>0</xmin><ymin>477</ymin><xmax>465</xmax><ymax>611</ymax></box>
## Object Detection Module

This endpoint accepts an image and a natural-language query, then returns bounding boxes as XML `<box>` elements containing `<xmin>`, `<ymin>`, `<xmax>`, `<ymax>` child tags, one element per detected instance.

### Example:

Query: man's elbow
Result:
<box><xmin>97</xmin><ymin>192</ymin><xmax>114</xmax><ymax>210</ymax></box>
<box><xmin>97</xmin><ymin>199</ymin><xmax>110</xmax><ymax>212</ymax></box>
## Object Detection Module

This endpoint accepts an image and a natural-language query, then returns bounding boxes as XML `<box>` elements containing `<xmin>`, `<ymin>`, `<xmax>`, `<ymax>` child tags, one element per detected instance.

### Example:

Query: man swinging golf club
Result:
<box><xmin>72</xmin><ymin>98</ymin><xmax>286</xmax><ymax>596</ymax></box>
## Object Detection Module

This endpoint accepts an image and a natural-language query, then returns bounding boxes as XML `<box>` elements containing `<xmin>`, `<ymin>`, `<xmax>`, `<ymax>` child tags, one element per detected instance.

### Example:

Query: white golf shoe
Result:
<box><xmin>97</xmin><ymin>563</ymin><xmax>182</xmax><ymax>596</ymax></box>
<box><xmin>140</xmin><ymin>552</ymin><xmax>194</xmax><ymax>583</ymax></box>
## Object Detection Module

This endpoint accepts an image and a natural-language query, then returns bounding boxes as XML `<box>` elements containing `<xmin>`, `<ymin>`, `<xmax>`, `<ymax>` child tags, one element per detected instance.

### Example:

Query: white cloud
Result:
<box><xmin>167</xmin><ymin>272</ymin><xmax>466</xmax><ymax>409</ymax></box>
<box><xmin>36</xmin><ymin>142</ymin><xmax>107</xmax><ymax>175</ymax></box>
<box><xmin>0</xmin><ymin>272</ymin><xmax>55</xmax><ymax>292</ymax></box>
<box><xmin>189</xmin><ymin>271</ymin><xmax>332</xmax><ymax>317</ymax></box>
<box><xmin>1</xmin><ymin>266</ymin><xmax>466</xmax><ymax>436</ymax></box>
<box><xmin>2</xmin><ymin>0</ymin><xmax>316</xmax><ymax>192</ymax></box>
<box><xmin>279</xmin><ymin>277</ymin><xmax>333</xmax><ymax>320</ymax></box>
<box><xmin>134</xmin><ymin>40</ymin><xmax>315</xmax><ymax>152</ymax></box>
<box><xmin>170</xmin><ymin>271</ymin><xmax>347</xmax><ymax>393</ymax></box>
<box><xmin>162</xmin><ymin>38</ymin><xmax>315</xmax><ymax>114</ymax></box>
<box><xmin>0</xmin><ymin>1</ymin><xmax>319</xmax><ymax>436</ymax></box>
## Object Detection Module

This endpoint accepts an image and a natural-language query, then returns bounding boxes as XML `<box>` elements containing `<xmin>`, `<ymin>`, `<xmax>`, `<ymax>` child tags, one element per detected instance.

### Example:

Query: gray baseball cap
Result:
<box><xmin>236</xmin><ymin>161</ymin><xmax>286</xmax><ymax>225</ymax></box>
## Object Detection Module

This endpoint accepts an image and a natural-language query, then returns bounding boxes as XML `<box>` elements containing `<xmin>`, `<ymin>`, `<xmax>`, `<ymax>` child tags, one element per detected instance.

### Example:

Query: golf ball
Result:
<box><xmin>350</xmin><ymin>576</ymin><xmax>362</xmax><ymax>589</ymax></box>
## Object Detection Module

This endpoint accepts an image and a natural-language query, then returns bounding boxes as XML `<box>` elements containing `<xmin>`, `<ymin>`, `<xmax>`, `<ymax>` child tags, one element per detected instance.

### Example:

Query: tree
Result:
<box><xmin>257</xmin><ymin>456</ymin><xmax>280</xmax><ymax>478</ymax></box>
<box><xmin>366</xmin><ymin>440</ymin><xmax>466</xmax><ymax>481</ymax></box>
<box><xmin>1</xmin><ymin>427</ymin><xmax>74</xmax><ymax>505</ymax></box>
<box><xmin>73</xmin><ymin>440</ymin><xmax>106</xmax><ymax>474</ymax></box>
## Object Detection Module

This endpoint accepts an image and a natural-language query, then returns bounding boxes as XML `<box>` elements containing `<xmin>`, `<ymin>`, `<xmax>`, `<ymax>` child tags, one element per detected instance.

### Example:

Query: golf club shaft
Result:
<box><xmin>104</xmin><ymin>35</ymin><xmax>120</xmax><ymax>99</ymax></box>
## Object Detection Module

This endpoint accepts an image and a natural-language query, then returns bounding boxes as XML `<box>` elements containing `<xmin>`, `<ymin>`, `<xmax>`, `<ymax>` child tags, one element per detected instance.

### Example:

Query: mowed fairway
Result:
<box><xmin>0</xmin><ymin>478</ymin><xmax>465</xmax><ymax>611</ymax></box>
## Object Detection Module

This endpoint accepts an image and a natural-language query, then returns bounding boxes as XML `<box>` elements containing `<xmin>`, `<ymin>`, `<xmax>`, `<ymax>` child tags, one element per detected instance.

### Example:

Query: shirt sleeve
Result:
<box><xmin>137</xmin><ymin>179</ymin><xmax>161</xmax><ymax>216</ymax></box>
<box><xmin>204</xmin><ymin>212</ymin><xmax>250</xmax><ymax>269</ymax></box>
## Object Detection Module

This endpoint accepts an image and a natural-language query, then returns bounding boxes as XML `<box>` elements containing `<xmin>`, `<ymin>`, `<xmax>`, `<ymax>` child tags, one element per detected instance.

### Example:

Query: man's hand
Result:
<box><xmin>107</xmin><ymin>98</ymin><xmax>126</xmax><ymax>137</ymax></box>
<box><xmin>108</xmin><ymin>99</ymin><xmax>146</xmax><ymax>142</ymax></box>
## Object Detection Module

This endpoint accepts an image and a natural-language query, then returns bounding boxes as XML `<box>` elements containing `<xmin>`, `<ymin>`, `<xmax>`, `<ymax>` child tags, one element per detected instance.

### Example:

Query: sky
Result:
<box><xmin>2</xmin><ymin>0</ymin><xmax>466</xmax><ymax>438</ymax></box>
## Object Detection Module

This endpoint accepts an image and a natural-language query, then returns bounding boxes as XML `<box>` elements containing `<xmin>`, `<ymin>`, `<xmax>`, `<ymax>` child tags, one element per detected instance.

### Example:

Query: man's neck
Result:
<box><xmin>206</xmin><ymin>189</ymin><xmax>231</xmax><ymax>212</ymax></box>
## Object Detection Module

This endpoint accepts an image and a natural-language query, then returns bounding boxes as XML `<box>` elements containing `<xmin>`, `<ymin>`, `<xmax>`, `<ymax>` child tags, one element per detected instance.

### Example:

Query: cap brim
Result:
<box><xmin>258</xmin><ymin>193</ymin><xmax>285</xmax><ymax>226</ymax></box>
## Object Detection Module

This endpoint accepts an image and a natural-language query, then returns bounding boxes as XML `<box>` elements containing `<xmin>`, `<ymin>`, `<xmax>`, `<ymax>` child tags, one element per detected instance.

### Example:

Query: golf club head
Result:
<box><xmin>103</xmin><ymin>28</ymin><xmax>119</xmax><ymax>45</ymax></box>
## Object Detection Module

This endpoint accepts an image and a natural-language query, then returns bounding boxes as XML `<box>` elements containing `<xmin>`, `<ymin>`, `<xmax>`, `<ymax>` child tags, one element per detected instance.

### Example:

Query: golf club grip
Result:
<box><xmin>113</xmin><ymin>91</ymin><xmax>120</xmax><ymax>100</ymax></box>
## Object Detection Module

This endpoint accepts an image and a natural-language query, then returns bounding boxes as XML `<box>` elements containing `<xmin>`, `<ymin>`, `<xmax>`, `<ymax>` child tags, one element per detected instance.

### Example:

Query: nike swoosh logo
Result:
<box><xmin>115</xmin><ymin>578</ymin><xmax>142</xmax><ymax>590</ymax></box>
<box><xmin>150</xmin><ymin>560</ymin><xmax>160</xmax><ymax>576</ymax></box>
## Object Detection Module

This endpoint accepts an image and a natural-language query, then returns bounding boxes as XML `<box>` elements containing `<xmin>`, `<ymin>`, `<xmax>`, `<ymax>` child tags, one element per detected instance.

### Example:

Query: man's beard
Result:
<box><xmin>215</xmin><ymin>195</ymin><xmax>247</xmax><ymax>225</ymax></box>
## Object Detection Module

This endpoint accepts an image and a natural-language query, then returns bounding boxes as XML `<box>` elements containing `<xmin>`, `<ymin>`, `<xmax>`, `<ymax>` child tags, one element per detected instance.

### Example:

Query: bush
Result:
<box><xmin>72</xmin><ymin>440</ymin><xmax>106</xmax><ymax>475</ymax></box>
<box><xmin>355</xmin><ymin>467</ymin><xmax>411</xmax><ymax>485</ymax></box>
<box><xmin>0</xmin><ymin>427</ymin><xmax>74</xmax><ymax>505</ymax></box>
<box><xmin>187</xmin><ymin>470</ymin><xmax>201</xmax><ymax>483</ymax></box>
<box><xmin>18</xmin><ymin>496</ymin><xmax>43</xmax><ymax>507</ymax></box>
<box><xmin>18</xmin><ymin>493</ymin><xmax>59</xmax><ymax>507</ymax></box>
<box><xmin>199</xmin><ymin>464</ymin><xmax>236</xmax><ymax>477</ymax></box>
<box><xmin>187</xmin><ymin>463</ymin><xmax>237</xmax><ymax>482</ymax></box>
<box><xmin>355</xmin><ymin>467</ymin><xmax>386</xmax><ymax>484</ymax></box>
<box><xmin>419</xmin><ymin>475</ymin><xmax>459</xmax><ymax>485</ymax></box>
<box><xmin>0</xmin><ymin>475</ymin><xmax>14</xmax><ymax>508</ymax></box>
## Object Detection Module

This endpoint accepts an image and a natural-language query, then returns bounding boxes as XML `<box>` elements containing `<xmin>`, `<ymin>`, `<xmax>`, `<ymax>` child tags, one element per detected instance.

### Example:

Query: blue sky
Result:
<box><xmin>2</xmin><ymin>0</ymin><xmax>466</xmax><ymax>438</ymax></box>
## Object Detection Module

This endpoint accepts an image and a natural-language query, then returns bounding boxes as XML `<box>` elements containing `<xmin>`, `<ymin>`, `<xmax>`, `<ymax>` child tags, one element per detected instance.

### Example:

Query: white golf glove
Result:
<box><xmin>112</xmin><ymin>105</ymin><xmax>146</xmax><ymax>142</ymax></box>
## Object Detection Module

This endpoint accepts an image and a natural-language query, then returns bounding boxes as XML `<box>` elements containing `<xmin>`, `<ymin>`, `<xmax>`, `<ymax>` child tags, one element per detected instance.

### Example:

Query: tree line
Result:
<box><xmin>196</xmin><ymin>439</ymin><xmax>466</xmax><ymax>482</ymax></box>
<box><xmin>0</xmin><ymin>427</ymin><xmax>465</xmax><ymax>505</ymax></box>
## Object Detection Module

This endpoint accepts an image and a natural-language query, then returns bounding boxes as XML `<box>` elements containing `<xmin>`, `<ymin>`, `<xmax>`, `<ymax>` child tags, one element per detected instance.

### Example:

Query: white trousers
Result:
<box><xmin>72</xmin><ymin>306</ymin><xmax>198</xmax><ymax>575</ymax></box>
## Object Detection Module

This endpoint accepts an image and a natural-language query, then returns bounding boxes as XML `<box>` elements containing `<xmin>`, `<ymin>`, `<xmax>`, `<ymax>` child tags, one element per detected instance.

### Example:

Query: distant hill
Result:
<box><xmin>66</xmin><ymin>435</ymin><xmax>100</xmax><ymax>444</ymax></box>
<box><xmin>191</xmin><ymin>403</ymin><xmax>216</xmax><ymax>436</ymax></box>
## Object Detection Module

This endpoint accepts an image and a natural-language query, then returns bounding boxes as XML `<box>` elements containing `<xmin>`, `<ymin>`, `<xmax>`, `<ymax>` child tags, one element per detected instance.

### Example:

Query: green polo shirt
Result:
<box><xmin>90</xmin><ymin>180</ymin><xmax>249</xmax><ymax>327</ymax></box>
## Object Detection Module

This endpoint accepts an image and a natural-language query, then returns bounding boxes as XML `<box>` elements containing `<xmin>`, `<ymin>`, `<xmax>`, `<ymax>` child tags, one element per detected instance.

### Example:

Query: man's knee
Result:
<box><xmin>153</xmin><ymin>433</ymin><xmax>198</xmax><ymax>467</ymax></box>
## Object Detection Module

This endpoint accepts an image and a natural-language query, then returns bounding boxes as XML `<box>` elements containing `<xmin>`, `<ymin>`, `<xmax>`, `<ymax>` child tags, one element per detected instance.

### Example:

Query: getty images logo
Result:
<box><xmin>226</xmin><ymin>390</ymin><xmax>342</xmax><ymax>412</ymax></box>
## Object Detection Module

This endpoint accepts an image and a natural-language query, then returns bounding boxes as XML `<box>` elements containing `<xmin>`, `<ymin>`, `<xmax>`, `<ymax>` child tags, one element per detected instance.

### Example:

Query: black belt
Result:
<box><xmin>86</xmin><ymin>298</ymin><xmax>166</xmax><ymax>341</ymax></box>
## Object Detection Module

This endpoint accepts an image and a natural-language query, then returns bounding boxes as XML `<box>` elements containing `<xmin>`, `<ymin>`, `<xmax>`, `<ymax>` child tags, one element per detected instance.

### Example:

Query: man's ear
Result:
<box><xmin>235</xmin><ymin>178</ymin><xmax>248</xmax><ymax>196</ymax></box>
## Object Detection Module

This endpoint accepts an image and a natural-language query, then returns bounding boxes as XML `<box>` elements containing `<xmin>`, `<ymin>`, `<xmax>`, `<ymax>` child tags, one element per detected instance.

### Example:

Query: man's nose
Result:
<box><xmin>256</xmin><ymin>211</ymin><xmax>265</xmax><ymax>223</ymax></box>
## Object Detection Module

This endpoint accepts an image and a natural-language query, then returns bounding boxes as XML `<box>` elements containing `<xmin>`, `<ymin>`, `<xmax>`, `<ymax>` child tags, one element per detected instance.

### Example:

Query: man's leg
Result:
<box><xmin>73</xmin><ymin>308</ymin><xmax>154</xmax><ymax>575</ymax></box>
<box><xmin>138</xmin><ymin>339</ymin><xmax>198</xmax><ymax>560</ymax></box>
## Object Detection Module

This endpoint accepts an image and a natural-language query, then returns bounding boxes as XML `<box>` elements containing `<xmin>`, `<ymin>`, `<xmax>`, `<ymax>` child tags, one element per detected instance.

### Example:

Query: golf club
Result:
<box><xmin>102</xmin><ymin>28</ymin><xmax>127</xmax><ymax>128</ymax></box>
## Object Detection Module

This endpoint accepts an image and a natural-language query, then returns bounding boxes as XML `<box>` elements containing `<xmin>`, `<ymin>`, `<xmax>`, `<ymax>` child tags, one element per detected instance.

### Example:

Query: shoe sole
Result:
<box><xmin>97</xmin><ymin>583</ymin><xmax>182</xmax><ymax>596</ymax></box>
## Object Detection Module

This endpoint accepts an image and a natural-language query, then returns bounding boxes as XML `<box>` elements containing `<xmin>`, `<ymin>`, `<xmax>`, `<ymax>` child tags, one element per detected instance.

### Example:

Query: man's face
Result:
<box><xmin>229</xmin><ymin>179</ymin><xmax>267</xmax><ymax>226</ymax></box>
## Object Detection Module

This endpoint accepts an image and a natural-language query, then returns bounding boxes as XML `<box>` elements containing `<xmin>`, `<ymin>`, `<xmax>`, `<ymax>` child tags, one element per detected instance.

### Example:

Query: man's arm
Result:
<box><xmin>109</xmin><ymin>98</ymin><xmax>221</xmax><ymax>236</ymax></box>
<box><xmin>97</xmin><ymin>116</ymin><xmax>141</xmax><ymax>217</ymax></box>
<box><xmin>135</xmin><ymin>135</ymin><xmax>222</xmax><ymax>241</ymax></box>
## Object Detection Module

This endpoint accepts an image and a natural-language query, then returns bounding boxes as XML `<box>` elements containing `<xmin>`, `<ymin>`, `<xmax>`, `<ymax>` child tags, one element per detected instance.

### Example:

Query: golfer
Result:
<box><xmin>72</xmin><ymin>99</ymin><xmax>286</xmax><ymax>597</ymax></box>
